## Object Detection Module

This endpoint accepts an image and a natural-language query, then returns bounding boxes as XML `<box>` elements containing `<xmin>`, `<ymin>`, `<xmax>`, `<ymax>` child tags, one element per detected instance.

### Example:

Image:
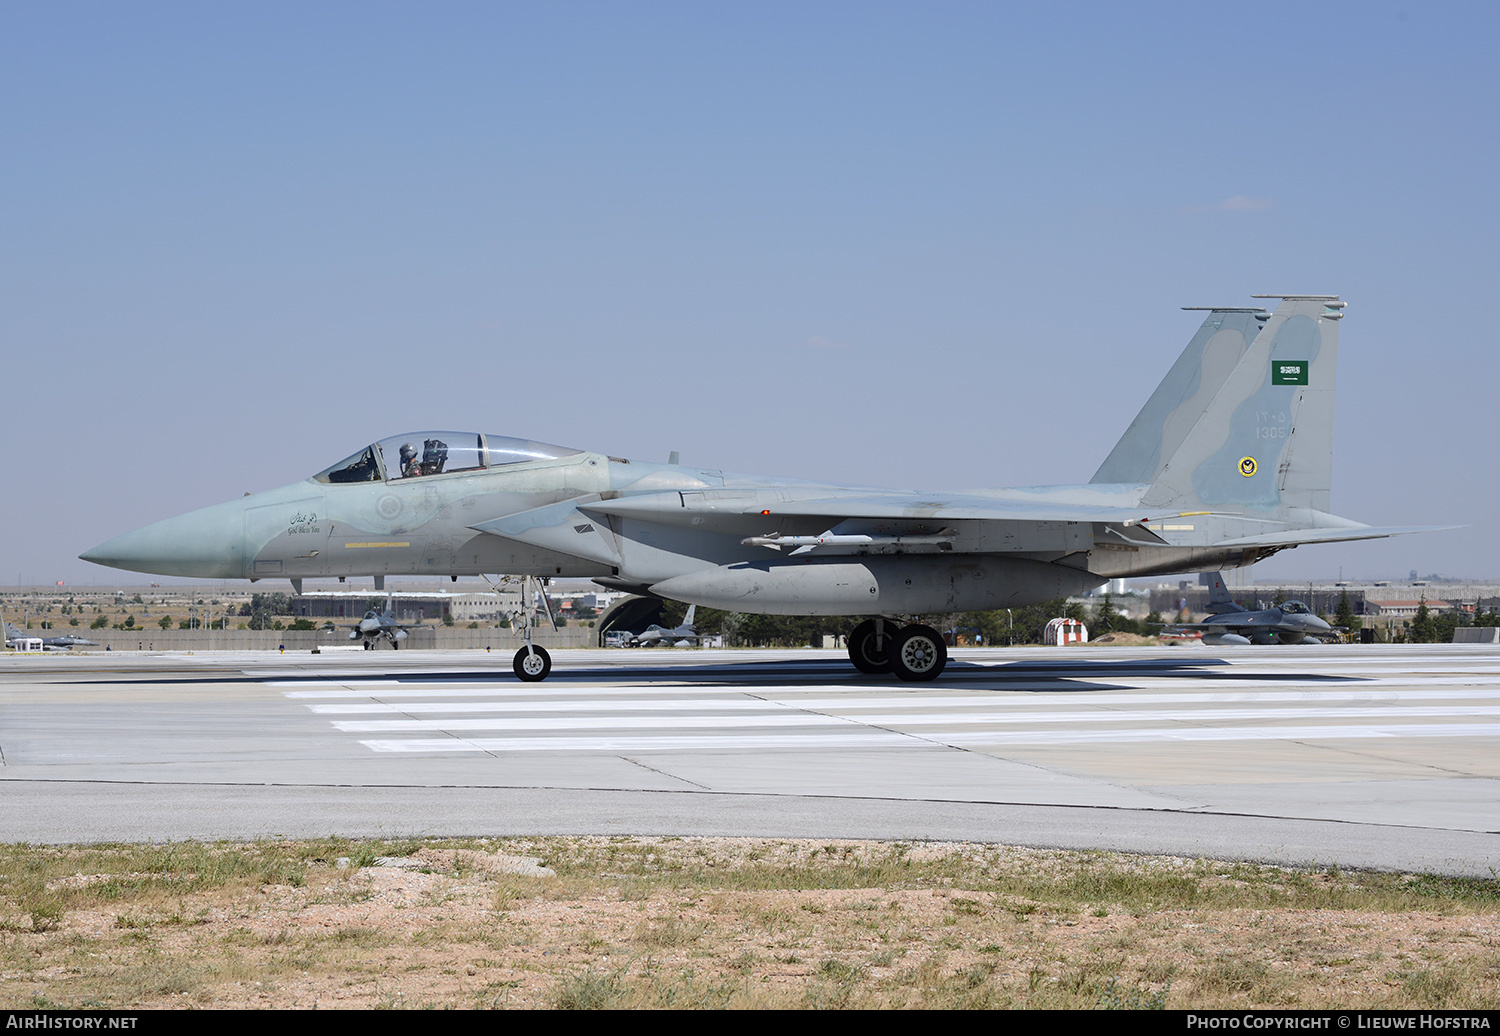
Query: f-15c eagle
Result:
<box><xmin>83</xmin><ymin>295</ymin><xmax>1438</xmax><ymax>682</ymax></box>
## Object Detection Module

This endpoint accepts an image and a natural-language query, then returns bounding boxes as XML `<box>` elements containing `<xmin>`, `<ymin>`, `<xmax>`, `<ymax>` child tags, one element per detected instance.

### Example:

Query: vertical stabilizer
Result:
<box><xmin>1201</xmin><ymin>571</ymin><xmax>1246</xmax><ymax>614</ymax></box>
<box><xmin>1141</xmin><ymin>295</ymin><xmax>1343</xmax><ymax>516</ymax></box>
<box><xmin>1092</xmin><ymin>307</ymin><xmax>1269</xmax><ymax>485</ymax></box>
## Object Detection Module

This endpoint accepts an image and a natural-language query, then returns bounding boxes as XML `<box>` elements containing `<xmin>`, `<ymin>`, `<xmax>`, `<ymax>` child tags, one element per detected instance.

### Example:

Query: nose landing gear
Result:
<box><xmin>486</xmin><ymin>573</ymin><xmax>559</xmax><ymax>682</ymax></box>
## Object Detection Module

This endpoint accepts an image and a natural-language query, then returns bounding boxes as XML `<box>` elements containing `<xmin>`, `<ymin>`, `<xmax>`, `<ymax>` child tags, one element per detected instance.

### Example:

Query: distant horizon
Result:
<box><xmin>12</xmin><ymin>570</ymin><xmax>1500</xmax><ymax>594</ymax></box>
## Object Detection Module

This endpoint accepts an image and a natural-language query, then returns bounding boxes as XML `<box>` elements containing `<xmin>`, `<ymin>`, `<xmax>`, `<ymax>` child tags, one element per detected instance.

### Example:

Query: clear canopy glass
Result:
<box><xmin>378</xmin><ymin>432</ymin><xmax>486</xmax><ymax>480</ymax></box>
<box><xmin>484</xmin><ymin>435</ymin><xmax>582</xmax><ymax>467</ymax></box>
<box><xmin>313</xmin><ymin>432</ymin><xmax>580</xmax><ymax>484</ymax></box>
<box><xmin>315</xmin><ymin>445</ymin><xmax>382</xmax><ymax>484</ymax></box>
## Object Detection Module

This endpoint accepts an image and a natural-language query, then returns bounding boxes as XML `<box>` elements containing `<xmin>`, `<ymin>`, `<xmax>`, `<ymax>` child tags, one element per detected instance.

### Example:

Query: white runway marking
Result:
<box><xmin>277</xmin><ymin>662</ymin><xmax>1500</xmax><ymax>753</ymax></box>
<box><xmin>337</xmin><ymin>713</ymin><xmax>861</xmax><ymax>732</ymax></box>
<box><xmin>286</xmin><ymin>683</ymin><xmax>1500</xmax><ymax>704</ymax></box>
<box><xmin>355</xmin><ymin>723</ymin><xmax>1500</xmax><ymax>753</ymax></box>
<box><xmin>359</xmin><ymin>733</ymin><xmax>922</xmax><ymax>753</ymax></box>
<box><xmin>937</xmin><ymin>723</ymin><xmax>1500</xmax><ymax>745</ymax></box>
<box><xmin>329</xmin><ymin>706</ymin><xmax>1500</xmax><ymax>734</ymax></box>
<box><xmin>298</xmin><ymin>688</ymin><xmax>1500</xmax><ymax>714</ymax></box>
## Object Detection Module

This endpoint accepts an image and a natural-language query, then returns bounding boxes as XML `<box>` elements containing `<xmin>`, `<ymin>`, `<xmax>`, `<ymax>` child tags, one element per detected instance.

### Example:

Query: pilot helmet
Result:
<box><xmin>399</xmin><ymin>443</ymin><xmax>417</xmax><ymax>464</ymax></box>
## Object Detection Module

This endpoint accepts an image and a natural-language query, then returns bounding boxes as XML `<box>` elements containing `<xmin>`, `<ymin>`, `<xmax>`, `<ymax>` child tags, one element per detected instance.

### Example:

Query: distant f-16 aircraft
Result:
<box><xmin>347</xmin><ymin>599</ymin><xmax>416</xmax><ymax>651</ymax></box>
<box><xmin>82</xmin><ymin>295</ymin><xmax>1441</xmax><ymax>682</ymax></box>
<box><xmin>4</xmin><ymin>623</ymin><xmax>97</xmax><ymax>650</ymax></box>
<box><xmin>41</xmin><ymin>633</ymin><xmax>98</xmax><ymax>649</ymax></box>
<box><xmin>1159</xmin><ymin>572</ymin><xmax>1340</xmax><ymax>645</ymax></box>
<box><xmin>631</xmin><ymin>605</ymin><xmax>703</xmax><ymax>647</ymax></box>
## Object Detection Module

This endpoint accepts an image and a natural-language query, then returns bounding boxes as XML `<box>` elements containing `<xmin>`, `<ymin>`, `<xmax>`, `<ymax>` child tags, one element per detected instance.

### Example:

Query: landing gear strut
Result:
<box><xmin>486</xmin><ymin>573</ymin><xmax>557</xmax><ymax>682</ymax></box>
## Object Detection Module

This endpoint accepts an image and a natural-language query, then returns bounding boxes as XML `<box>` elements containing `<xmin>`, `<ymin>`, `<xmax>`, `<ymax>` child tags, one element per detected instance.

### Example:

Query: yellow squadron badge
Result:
<box><xmin>1239</xmin><ymin>456</ymin><xmax>1257</xmax><ymax>477</ymax></box>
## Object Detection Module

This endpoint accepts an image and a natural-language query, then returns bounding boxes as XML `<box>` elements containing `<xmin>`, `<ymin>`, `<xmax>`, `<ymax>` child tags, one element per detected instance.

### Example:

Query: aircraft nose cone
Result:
<box><xmin>79</xmin><ymin>529</ymin><xmax>158</xmax><ymax>571</ymax></box>
<box><xmin>80</xmin><ymin>498</ymin><xmax>248</xmax><ymax>578</ymax></box>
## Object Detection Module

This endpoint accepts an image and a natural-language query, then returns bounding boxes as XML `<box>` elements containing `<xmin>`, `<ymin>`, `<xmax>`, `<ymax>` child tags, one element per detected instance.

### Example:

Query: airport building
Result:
<box><xmin>287</xmin><ymin>587</ymin><xmax>629</xmax><ymax>625</ymax></box>
<box><xmin>290</xmin><ymin>590</ymin><xmax>522</xmax><ymax>624</ymax></box>
<box><xmin>1146</xmin><ymin>580</ymin><xmax>1500</xmax><ymax>620</ymax></box>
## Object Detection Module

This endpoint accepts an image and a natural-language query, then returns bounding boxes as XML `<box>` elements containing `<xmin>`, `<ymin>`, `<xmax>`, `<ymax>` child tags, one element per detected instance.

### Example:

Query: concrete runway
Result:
<box><xmin>3</xmin><ymin>645</ymin><xmax>1498</xmax><ymax>875</ymax></box>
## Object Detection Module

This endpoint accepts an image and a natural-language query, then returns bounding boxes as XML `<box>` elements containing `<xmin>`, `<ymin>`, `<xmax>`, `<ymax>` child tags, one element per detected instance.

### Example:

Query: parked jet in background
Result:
<box><xmin>1159</xmin><ymin>572</ymin><xmax>1340</xmax><ymax>645</ymax></box>
<box><xmin>631</xmin><ymin>605</ymin><xmax>702</xmax><ymax>647</ymax></box>
<box><xmin>42</xmin><ymin>633</ymin><xmax>98</xmax><ymax>649</ymax></box>
<box><xmin>83</xmin><ymin>295</ymin><xmax>1439</xmax><ymax>682</ymax></box>
<box><xmin>4</xmin><ymin>624</ymin><xmax>97</xmax><ymax>650</ymax></box>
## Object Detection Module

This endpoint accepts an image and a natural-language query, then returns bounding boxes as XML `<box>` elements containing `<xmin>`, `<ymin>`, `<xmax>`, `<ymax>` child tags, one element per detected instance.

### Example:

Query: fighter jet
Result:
<box><xmin>347</xmin><ymin>599</ymin><xmax>417</xmax><ymax>650</ymax></box>
<box><xmin>82</xmin><ymin>295</ymin><xmax>1440</xmax><ymax>682</ymax></box>
<box><xmin>631</xmin><ymin>605</ymin><xmax>703</xmax><ymax>647</ymax></box>
<box><xmin>41</xmin><ymin>633</ymin><xmax>98</xmax><ymax>649</ymax></box>
<box><xmin>1159</xmin><ymin>572</ymin><xmax>1340</xmax><ymax>645</ymax></box>
<box><xmin>3</xmin><ymin>624</ymin><xmax>97</xmax><ymax>650</ymax></box>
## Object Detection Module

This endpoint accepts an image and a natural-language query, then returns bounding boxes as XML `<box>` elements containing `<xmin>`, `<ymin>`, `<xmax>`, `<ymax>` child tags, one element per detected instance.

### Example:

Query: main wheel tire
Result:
<box><xmin>513</xmin><ymin>645</ymin><xmax>552</xmax><ymax>682</ymax></box>
<box><xmin>889</xmin><ymin>624</ymin><xmax>947</xmax><ymax>682</ymax></box>
<box><xmin>847</xmin><ymin>619</ymin><xmax>895</xmax><ymax>674</ymax></box>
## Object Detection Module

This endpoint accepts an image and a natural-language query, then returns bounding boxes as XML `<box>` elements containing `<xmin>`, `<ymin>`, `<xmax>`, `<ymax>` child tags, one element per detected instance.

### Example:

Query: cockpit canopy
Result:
<box><xmin>1280</xmin><ymin>601</ymin><xmax>1310</xmax><ymax>614</ymax></box>
<box><xmin>314</xmin><ymin>432</ymin><xmax>581</xmax><ymax>484</ymax></box>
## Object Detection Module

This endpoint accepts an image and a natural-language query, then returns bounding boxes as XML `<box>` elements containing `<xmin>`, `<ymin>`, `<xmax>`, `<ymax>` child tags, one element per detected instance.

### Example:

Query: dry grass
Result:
<box><xmin>1</xmin><ymin>837</ymin><xmax>1498</xmax><ymax>1009</ymax></box>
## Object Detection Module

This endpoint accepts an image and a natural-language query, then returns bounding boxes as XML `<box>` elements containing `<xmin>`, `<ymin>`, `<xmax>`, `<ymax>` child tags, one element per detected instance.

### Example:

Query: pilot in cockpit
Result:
<box><xmin>398</xmin><ymin>442</ymin><xmax>421</xmax><ymax>478</ymax></box>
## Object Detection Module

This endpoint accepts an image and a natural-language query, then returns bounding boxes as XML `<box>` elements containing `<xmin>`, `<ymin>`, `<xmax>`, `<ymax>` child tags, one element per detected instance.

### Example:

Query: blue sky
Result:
<box><xmin>4</xmin><ymin>1</ymin><xmax>1495</xmax><ymax>587</ymax></box>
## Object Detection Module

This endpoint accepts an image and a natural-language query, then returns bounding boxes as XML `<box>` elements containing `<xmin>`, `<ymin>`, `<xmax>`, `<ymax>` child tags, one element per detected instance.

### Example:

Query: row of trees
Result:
<box><xmin>1404</xmin><ymin>598</ymin><xmax>1500</xmax><ymax>644</ymax></box>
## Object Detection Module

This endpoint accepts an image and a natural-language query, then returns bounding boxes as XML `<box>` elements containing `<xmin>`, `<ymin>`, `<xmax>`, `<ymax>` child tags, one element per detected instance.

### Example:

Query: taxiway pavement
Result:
<box><xmin>2</xmin><ymin>645</ymin><xmax>1497</xmax><ymax>875</ymax></box>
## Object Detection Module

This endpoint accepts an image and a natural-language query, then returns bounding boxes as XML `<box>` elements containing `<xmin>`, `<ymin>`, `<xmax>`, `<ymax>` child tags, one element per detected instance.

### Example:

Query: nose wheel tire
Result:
<box><xmin>513</xmin><ymin>645</ymin><xmax>552</xmax><ymax>682</ymax></box>
<box><xmin>889</xmin><ymin>624</ymin><xmax>946</xmax><ymax>682</ymax></box>
<box><xmin>848</xmin><ymin>619</ymin><xmax>894</xmax><ymax>674</ymax></box>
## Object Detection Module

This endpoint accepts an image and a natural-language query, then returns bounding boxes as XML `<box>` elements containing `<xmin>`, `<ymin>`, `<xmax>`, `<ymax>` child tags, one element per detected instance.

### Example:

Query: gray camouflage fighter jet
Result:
<box><xmin>630</xmin><ymin>605</ymin><xmax>703</xmax><ymax>647</ymax></box>
<box><xmin>1158</xmin><ymin>572</ymin><xmax>1340</xmax><ymax>645</ymax></box>
<box><xmin>347</xmin><ymin>599</ymin><xmax>417</xmax><ymax>650</ymax></box>
<box><xmin>82</xmin><ymin>295</ymin><xmax>1440</xmax><ymax>682</ymax></box>
<box><xmin>5</xmin><ymin>623</ymin><xmax>97</xmax><ymax>650</ymax></box>
<box><xmin>41</xmin><ymin>633</ymin><xmax>99</xmax><ymax>649</ymax></box>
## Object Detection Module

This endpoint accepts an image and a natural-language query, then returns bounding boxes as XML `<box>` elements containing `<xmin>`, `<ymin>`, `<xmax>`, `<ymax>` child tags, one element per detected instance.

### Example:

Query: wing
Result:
<box><xmin>1157</xmin><ymin>620</ymin><xmax>1254</xmax><ymax>632</ymax></box>
<box><xmin>468</xmin><ymin>487</ymin><xmax>1180</xmax><ymax>566</ymax></box>
<box><xmin>1209</xmin><ymin>525</ymin><xmax>1461</xmax><ymax>549</ymax></box>
<box><xmin>469</xmin><ymin>484</ymin><xmax>1455</xmax><ymax>569</ymax></box>
<box><xmin>467</xmin><ymin>485</ymin><xmax>1453</xmax><ymax>571</ymax></box>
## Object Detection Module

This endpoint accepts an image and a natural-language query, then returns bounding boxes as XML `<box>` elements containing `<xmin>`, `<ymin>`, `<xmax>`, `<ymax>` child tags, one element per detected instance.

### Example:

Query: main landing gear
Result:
<box><xmin>847</xmin><ymin>619</ymin><xmax>947</xmax><ymax>682</ymax></box>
